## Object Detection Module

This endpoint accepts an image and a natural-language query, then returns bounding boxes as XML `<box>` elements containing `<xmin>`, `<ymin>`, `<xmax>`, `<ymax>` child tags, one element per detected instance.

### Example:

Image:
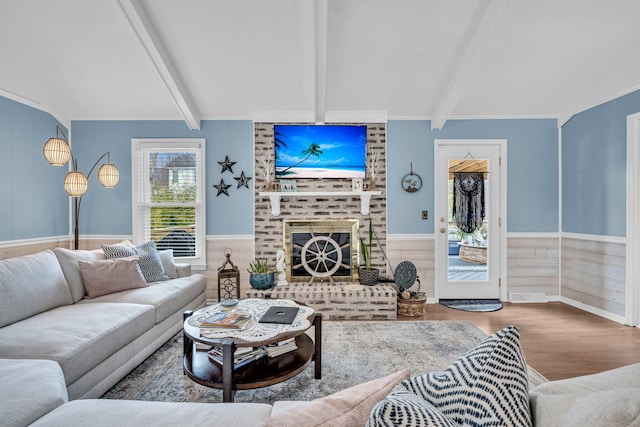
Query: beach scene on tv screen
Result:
<box><xmin>275</xmin><ymin>124</ymin><xmax>367</xmax><ymax>179</ymax></box>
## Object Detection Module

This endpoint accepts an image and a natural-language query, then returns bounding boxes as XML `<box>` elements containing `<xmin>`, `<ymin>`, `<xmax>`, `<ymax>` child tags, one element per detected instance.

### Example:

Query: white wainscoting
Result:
<box><xmin>561</xmin><ymin>233</ymin><xmax>626</xmax><ymax>323</ymax></box>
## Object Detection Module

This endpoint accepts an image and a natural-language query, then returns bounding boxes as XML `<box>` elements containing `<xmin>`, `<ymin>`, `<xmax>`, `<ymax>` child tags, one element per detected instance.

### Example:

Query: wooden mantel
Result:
<box><xmin>258</xmin><ymin>191</ymin><xmax>382</xmax><ymax>216</ymax></box>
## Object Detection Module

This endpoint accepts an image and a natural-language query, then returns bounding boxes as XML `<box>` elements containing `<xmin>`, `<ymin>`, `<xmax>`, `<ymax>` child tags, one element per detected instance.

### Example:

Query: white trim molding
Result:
<box><xmin>626</xmin><ymin>112</ymin><xmax>640</xmax><ymax>326</ymax></box>
<box><xmin>561</xmin><ymin>296</ymin><xmax>627</xmax><ymax>325</ymax></box>
<box><xmin>561</xmin><ymin>232</ymin><xmax>626</xmax><ymax>245</ymax></box>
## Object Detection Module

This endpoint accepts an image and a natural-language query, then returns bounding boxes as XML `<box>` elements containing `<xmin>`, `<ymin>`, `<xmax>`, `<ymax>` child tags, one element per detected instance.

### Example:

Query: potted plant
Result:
<box><xmin>247</xmin><ymin>259</ymin><xmax>276</xmax><ymax>290</ymax></box>
<box><xmin>358</xmin><ymin>221</ymin><xmax>379</xmax><ymax>285</ymax></box>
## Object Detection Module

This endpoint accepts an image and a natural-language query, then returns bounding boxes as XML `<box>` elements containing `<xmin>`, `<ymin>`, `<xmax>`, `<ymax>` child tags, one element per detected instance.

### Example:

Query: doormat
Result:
<box><xmin>440</xmin><ymin>299</ymin><xmax>503</xmax><ymax>312</ymax></box>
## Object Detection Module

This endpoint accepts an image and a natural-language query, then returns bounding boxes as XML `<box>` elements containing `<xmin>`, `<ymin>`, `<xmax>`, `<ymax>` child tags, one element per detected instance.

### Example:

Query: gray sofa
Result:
<box><xmin>0</xmin><ymin>248</ymin><xmax>206</xmax><ymax>401</ymax></box>
<box><xmin>2</xmin><ymin>324</ymin><xmax>640</xmax><ymax>426</ymax></box>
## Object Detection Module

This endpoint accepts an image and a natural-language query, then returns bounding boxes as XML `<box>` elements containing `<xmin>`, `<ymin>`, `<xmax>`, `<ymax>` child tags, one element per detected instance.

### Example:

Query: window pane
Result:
<box><xmin>151</xmin><ymin>206</ymin><xmax>196</xmax><ymax>256</ymax></box>
<box><xmin>148</xmin><ymin>152</ymin><xmax>197</xmax><ymax>203</ymax></box>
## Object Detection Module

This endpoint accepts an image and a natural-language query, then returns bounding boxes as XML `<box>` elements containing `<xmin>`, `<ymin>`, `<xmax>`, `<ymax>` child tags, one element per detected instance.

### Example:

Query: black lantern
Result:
<box><xmin>217</xmin><ymin>252</ymin><xmax>240</xmax><ymax>301</ymax></box>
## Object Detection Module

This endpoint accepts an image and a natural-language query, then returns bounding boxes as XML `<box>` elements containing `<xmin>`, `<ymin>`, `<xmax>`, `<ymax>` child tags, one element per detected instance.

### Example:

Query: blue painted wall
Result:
<box><xmin>0</xmin><ymin>96</ymin><xmax>68</xmax><ymax>241</ymax></box>
<box><xmin>70</xmin><ymin>120</ymin><xmax>255</xmax><ymax>236</ymax></box>
<box><xmin>387</xmin><ymin>119</ymin><xmax>559</xmax><ymax>234</ymax></box>
<box><xmin>13</xmin><ymin>94</ymin><xmax>637</xmax><ymax>241</ymax></box>
<box><xmin>562</xmin><ymin>89</ymin><xmax>640</xmax><ymax>237</ymax></box>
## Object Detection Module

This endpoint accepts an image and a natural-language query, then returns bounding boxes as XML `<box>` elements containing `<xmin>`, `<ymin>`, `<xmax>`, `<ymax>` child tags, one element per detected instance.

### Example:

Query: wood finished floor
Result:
<box><xmin>398</xmin><ymin>302</ymin><xmax>640</xmax><ymax>381</ymax></box>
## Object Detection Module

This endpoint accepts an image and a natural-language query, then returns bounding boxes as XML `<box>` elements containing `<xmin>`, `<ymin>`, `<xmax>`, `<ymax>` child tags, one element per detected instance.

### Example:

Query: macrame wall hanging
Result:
<box><xmin>452</xmin><ymin>172</ymin><xmax>485</xmax><ymax>233</ymax></box>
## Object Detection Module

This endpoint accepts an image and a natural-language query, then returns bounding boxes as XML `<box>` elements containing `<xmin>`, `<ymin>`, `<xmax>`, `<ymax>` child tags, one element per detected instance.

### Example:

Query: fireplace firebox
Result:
<box><xmin>283</xmin><ymin>219</ymin><xmax>360</xmax><ymax>283</ymax></box>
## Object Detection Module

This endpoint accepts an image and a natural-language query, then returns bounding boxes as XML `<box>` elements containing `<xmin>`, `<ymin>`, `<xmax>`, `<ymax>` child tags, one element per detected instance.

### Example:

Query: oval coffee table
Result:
<box><xmin>183</xmin><ymin>299</ymin><xmax>322</xmax><ymax>402</ymax></box>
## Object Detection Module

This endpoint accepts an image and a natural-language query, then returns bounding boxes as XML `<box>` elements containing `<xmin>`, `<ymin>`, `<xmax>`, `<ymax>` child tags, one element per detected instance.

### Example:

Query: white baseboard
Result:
<box><xmin>560</xmin><ymin>296</ymin><xmax>627</xmax><ymax>325</ymax></box>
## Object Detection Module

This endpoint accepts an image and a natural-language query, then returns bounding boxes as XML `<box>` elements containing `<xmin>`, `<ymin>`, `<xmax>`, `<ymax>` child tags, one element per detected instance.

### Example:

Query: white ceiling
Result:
<box><xmin>2</xmin><ymin>0</ymin><xmax>640</xmax><ymax>130</ymax></box>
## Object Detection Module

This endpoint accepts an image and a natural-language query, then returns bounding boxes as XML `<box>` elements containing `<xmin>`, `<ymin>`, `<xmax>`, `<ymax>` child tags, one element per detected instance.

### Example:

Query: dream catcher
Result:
<box><xmin>452</xmin><ymin>171</ymin><xmax>485</xmax><ymax>233</ymax></box>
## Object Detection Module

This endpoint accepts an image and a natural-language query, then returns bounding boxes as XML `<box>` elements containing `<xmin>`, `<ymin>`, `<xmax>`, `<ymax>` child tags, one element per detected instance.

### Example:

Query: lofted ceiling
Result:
<box><xmin>2</xmin><ymin>0</ymin><xmax>640</xmax><ymax>130</ymax></box>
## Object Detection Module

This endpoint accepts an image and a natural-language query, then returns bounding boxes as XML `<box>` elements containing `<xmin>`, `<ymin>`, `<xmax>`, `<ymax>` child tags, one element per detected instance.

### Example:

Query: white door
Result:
<box><xmin>434</xmin><ymin>140</ymin><xmax>506</xmax><ymax>300</ymax></box>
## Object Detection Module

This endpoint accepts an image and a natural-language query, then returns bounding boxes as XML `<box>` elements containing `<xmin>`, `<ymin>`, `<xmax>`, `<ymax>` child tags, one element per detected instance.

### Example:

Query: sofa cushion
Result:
<box><xmin>78</xmin><ymin>274</ymin><xmax>207</xmax><ymax>323</ymax></box>
<box><xmin>257</xmin><ymin>369</ymin><xmax>410</xmax><ymax>427</ymax></box>
<box><xmin>53</xmin><ymin>247</ymin><xmax>106</xmax><ymax>302</ymax></box>
<box><xmin>0</xmin><ymin>302</ymin><xmax>155</xmax><ymax>385</ymax></box>
<box><xmin>529</xmin><ymin>362</ymin><xmax>640</xmax><ymax>427</ymax></box>
<box><xmin>103</xmin><ymin>241</ymin><xmax>169</xmax><ymax>282</ymax></box>
<box><xmin>0</xmin><ymin>250</ymin><xmax>73</xmax><ymax>328</ymax></box>
<box><xmin>0</xmin><ymin>359</ymin><xmax>68</xmax><ymax>427</ymax></box>
<box><xmin>370</xmin><ymin>326</ymin><xmax>531</xmax><ymax>427</ymax></box>
<box><xmin>31</xmin><ymin>400</ymin><xmax>274</xmax><ymax>427</ymax></box>
<box><xmin>79</xmin><ymin>256</ymin><xmax>148</xmax><ymax>298</ymax></box>
<box><xmin>529</xmin><ymin>389</ymin><xmax>640</xmax><ymax>427</ymax></box>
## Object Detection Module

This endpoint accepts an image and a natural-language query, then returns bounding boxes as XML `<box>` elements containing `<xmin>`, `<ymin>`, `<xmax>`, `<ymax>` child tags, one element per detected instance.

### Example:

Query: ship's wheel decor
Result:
<box><xmin>291</xmin><ymin>231</ymin><xmax>351</xmax><ymax>283</ymax></box>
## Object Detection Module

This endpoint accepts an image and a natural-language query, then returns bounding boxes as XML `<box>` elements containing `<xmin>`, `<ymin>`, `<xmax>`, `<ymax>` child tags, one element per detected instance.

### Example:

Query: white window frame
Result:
<box><xmin>131</xmin><ymin>139</ymin><xmax>206</xmax><ymax>269</ymax></box>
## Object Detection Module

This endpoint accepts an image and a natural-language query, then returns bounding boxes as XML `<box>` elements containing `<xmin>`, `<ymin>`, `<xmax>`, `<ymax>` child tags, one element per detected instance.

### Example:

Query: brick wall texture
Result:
<box><xmin>254</xmin><ymin>123</ymin><xmax>388</xmax><ymax>281</ymax></box>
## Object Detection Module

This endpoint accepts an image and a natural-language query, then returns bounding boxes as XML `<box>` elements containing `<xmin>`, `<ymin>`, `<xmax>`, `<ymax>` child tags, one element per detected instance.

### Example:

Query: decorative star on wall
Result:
<box><xmin>218</xmin><ymin>156</ymin><xmax>236</xmax><ymax>174</ymax></box>
<box><xmin>214</xmin><ymin>178</ymin><xmax>232</xmax><ymax>197</ymax></box>
<box><xmin>234</xmin><ymin>171</ymin><xmax>252</xmax><ymax>189</ymax></box>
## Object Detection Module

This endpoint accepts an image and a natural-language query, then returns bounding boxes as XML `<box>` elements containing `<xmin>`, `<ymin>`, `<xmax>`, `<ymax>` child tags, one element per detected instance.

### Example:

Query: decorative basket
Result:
<box><xmin>397</xmin><ymin>293</ymin><xmax>426</xmax><ymax>317</ymax></box>
<box><xmin>358</xmin><ymin>267</ymin><xmax>379</xmax><ymax>286</ymax></box>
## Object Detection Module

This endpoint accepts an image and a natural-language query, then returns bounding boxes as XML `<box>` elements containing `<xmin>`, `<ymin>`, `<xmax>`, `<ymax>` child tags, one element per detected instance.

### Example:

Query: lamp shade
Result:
<box><xmin>98</xmin><ymin>163</ymin><xmax>120</xmax><ymax>188</ymax></box>
<box><xmin>64</xmin><ymin>171</ymin><xmax>88</xmax><ymax>197</ymax></box>
<box><xmin>43</xmin><ymin>137</ymin><xmax>72</xmax><ymax>166</ymax></box>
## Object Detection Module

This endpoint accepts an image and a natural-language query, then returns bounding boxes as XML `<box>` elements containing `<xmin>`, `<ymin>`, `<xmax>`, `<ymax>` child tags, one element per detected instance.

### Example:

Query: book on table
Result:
<box><xmin>266</xmin><ymin>337</ymin><xmax>298</xmax><ymax>358</ymax></box>
<box><xmin>207</xmin><ymin>346</ymin><xmax>267</xmax><ymax>369</ymax></box>
<box><xmin>198</xmin><ymin>310</ymin><xmax>252</xmax><ymax>329</ymax></box>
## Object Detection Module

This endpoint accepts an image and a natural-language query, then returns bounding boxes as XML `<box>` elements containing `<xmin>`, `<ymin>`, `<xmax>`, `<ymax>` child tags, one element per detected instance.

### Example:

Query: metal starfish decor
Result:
<box><xmin>234</xmin><ymin>171</ymin><xmax>252</xmax><ymax>189</ymax></box>
<box><xmin>214</xmin><ymin>178</ymin><xmax>232</xmax><ymax>196</ymax></box>
<box><xmin>218</xmin><ymin>156</ymin><xmax>236</xmax><ymax>174</ymax></box>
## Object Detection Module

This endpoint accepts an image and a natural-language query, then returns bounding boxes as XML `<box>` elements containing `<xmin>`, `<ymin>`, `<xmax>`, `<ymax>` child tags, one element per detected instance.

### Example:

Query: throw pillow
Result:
<box><xmin>159</xmin><ymin>249</ymin><xmax>178</xmax><ymax>279</ymax></box>
<box><xmin>102</xmin><ymin>241</ymin><xmax>169</xmax><ymax>282</ymax></box>
<box><xmin>256</xmin><ymin>369</ymin><xmax>411</xmax><ymax>427</ymax></box>
<box><xmin>53</xmin><ymin>247</ymin><xmax>106</xmax><ymax>302</ymax></box>
<box><xmin>368</xmin><ymin>387</ymin><xmax>457</xmax><ymax>427</ymax></box>
<box><xmin>78</xmin><ymin>256</ymin><xmax>148</xmax><ymax>298</ymax></box>
<box><xmin>375</xmin><ymin>326</ymin><xmax>532</xmax><ymax>427</ymax></box>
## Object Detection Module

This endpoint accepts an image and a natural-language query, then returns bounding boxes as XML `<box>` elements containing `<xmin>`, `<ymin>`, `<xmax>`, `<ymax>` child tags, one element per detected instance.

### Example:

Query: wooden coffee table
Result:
<box><xmin>182</xmin><ymin>301</ymin><xmax>322</xmax><ymax>402</ymax></box>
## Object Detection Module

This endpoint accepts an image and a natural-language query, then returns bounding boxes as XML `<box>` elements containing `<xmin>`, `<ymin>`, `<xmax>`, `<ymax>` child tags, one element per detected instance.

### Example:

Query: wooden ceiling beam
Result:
<box><xmin>431</xmin><ymin>0</ymin><xmax>512</xmax><ymax>130</ymax></box>
<box><xmin>118</xmin><ymin>0</ymin><xmax>201</xmax><ymax>130</ymax></box>
<box><xmin>314</xmin><ymin>0</ymin><xmax>328</xmax><ymax>124</ymax></box>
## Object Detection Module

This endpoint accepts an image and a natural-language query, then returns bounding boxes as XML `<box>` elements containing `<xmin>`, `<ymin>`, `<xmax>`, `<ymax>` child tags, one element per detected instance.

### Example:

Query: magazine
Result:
<box><xmin>207</xmin><ymin>346</ymin><xmax>267</xmax><ymax>369</ymax></box>
<box><xmin>198</xmin><ymin>311</ymin><xmax>252</xmax><ymax>329</ymax></box>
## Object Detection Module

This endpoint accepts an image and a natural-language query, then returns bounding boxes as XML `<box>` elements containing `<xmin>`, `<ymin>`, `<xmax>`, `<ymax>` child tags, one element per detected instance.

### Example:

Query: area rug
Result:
<box><xmin>102</xmin><ymin>320</ymin><xmax>544</xmax><ymax>404</ymax></box>
<box><xmin>440</xmin><ymin>299</ymin><xmax>504</xmax><ymax>312</ymax></box>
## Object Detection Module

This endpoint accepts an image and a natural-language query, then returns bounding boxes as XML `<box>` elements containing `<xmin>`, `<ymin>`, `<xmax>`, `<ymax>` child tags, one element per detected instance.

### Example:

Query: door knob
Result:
<box><xmin>440</xmin><ymin>228</ymin><xmax>446</xmax><ymax>233</ymax></box>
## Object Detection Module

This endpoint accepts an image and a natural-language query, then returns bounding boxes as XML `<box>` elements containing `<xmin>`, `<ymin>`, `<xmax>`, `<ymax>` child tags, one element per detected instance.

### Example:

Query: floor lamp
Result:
<box><xmin>43</xmin><ymin>125</ymin><xmax>119</xmax><ymax>250</ymax></box>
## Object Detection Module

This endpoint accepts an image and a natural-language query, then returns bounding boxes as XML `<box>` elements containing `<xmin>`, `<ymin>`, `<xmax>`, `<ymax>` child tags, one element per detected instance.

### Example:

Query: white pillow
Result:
<box><xmin>159</xmin><ymin>249</ymin><xmax>178</xmax><ymax>279</ymax></box>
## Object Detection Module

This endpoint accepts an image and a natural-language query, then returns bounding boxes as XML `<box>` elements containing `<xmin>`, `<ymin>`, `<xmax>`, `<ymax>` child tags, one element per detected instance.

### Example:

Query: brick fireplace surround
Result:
<box><xmin>251</xmin><ymin>123</ymin><xmax>397</xmax><ymax>320</ymax></box>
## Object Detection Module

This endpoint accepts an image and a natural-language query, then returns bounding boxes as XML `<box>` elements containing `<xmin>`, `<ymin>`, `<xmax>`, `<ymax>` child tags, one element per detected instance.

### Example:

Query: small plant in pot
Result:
<box><xmin>248</xmin><ymin>259</ymin><xmax>276</xmax><ymax>290</ymax></box>
<box><xmin>358</xmin><ymin>221</ymin><xmax>379</xmax><ymax>286</ymax></box>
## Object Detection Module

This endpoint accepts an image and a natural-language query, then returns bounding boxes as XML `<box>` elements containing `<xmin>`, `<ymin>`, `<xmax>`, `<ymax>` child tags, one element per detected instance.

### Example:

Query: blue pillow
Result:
<box><xmin>102</xmin><ymin>241</ymin><xmax>169</xmax><ymax>283</ymax></box>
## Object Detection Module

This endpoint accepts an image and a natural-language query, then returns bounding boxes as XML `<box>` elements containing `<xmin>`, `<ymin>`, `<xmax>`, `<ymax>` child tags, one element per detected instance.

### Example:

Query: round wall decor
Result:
<box><xmin>402</xmin><ymin>163</ymin><xmax>422</xmax><ymax>193</ymax></box>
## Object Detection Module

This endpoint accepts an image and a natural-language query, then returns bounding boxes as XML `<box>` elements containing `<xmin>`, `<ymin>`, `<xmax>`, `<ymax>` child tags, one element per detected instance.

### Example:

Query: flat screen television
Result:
<box><xmin>274</xmin><ymin>124</ymin><xmax>367</xmax><ymax>179</ymax></box>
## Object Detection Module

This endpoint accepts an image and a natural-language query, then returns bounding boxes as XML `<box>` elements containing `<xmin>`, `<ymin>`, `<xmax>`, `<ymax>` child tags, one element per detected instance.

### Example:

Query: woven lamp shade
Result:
<box><xmin>64</xmin><ymin>171</ymin><xmax>89</xmax><ymax>197</ymax></box>
<box><xmin>43</xmin><ymin>137</ymin><xmax>72</xmax><ymax>166</ymax></box>
<box><xmin>98</xmin><ymin>163</ymin><xmax>120</xmax><ymax>188</ymax></box>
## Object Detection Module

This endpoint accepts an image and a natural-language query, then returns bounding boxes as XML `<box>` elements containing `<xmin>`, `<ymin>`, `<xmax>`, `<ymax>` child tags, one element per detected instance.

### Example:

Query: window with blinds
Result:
<box><xmin>132</xmin><ymin>139</ymin><xmax>206</xmax><ymax>267</ymax></box>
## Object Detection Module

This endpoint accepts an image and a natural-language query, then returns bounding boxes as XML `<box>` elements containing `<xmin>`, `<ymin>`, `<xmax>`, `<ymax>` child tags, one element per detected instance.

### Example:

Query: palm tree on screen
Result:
<box><xmin>279</xmin><ymin>142</ymin><xmax>323</xmax><ymax>174</ymax></box>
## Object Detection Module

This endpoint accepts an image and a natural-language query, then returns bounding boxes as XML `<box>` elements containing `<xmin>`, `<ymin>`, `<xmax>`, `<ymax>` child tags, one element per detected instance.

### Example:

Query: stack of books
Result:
<box><xmin>266</xmin><ymin>337</ymin><xmax>298</xmax><ymax>358</ymax></box>
<box><xmin>207</xmin><ymin>346</ymin><xmax>267</xmax><ymax>369</ymax></box>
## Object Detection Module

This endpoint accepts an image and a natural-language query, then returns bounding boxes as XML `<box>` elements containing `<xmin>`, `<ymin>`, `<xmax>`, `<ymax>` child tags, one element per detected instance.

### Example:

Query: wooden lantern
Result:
<box><xmin>217</xmin><ymin>253</ymin><xmax>240</xmax><ymax>301</ymax></box>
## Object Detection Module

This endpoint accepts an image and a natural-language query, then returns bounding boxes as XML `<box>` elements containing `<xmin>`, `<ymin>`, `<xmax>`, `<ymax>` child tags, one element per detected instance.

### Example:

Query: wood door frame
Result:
<box><xmin>626</xmin><ymin>113</ymin><xmax>640</xmax><ymax>327</ymax></box>
<box><xmin>434</xmin><ymin>139</ymin><xmax>508</xmax><ymax>301</ymax></box>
